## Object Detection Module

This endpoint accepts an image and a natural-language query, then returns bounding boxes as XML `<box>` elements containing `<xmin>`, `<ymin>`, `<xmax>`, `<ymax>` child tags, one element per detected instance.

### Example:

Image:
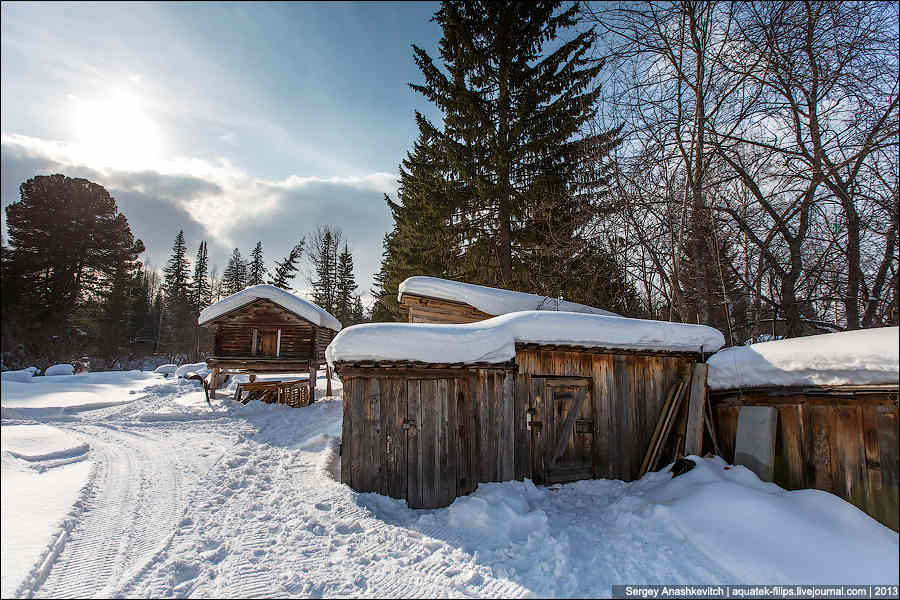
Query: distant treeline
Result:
<box><xmin>1</xmin><ymin>175</ymin><xmax>366</xmax><ymax>370</ymax></box>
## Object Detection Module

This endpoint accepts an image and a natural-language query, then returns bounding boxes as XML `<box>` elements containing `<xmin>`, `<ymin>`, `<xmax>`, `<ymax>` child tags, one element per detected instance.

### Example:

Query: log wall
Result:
<box><xmin>711</xmin><ymin>388</ymin><xmax>899</xmax><ymax>531</ymax></box>
<box><xmin>399</xmin><ymin>293</ymin><xmax>495</xmax><ymax>324</ymax></box>
<box><xmin>338</xmin><ymin>347</ymin><xmax>697</xmax><ymax>508</ymax></box>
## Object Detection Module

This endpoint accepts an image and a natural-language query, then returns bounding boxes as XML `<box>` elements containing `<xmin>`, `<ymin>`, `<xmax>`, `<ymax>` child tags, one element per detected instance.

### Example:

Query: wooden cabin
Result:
<box><xmin>199</xmin><ymin>285</ymin><xmax>342</xmax><ymax>402</ymax></box>
<box><xmin>706</xmin><ymin>327</ymin><xmax>899</xmax><ymax>530</ymax></box>
<box><xmin>328</xmin><ymin>312</ymin><xmax>724</xmax><ymax>508</ymax></box>
<box><xmin>397</xmin><ymin>276</ymin><xmax>619</xmax><ymax>324</ymax></box>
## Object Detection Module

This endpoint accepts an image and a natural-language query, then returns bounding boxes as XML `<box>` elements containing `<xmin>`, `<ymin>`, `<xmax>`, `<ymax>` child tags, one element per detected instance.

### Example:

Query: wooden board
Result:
<box><xmin>684</xmin><ymin>364</ymin><xmax>709</xmax><ymax>456</ymax></box>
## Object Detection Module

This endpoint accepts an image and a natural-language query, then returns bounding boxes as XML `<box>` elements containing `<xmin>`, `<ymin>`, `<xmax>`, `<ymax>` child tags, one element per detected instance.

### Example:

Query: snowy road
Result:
<box><xmin>3</xmin><ymin>374</ymin><xmax>897</xmax><ymax>598</ymax></box>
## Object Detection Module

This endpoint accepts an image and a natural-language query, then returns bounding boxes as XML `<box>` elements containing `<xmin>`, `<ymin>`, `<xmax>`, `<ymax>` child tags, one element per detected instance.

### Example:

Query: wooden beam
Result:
<box><xmin>684</xmin><ymin>363</ymin><xmax>709</xmax><ymax>456</ymax></box>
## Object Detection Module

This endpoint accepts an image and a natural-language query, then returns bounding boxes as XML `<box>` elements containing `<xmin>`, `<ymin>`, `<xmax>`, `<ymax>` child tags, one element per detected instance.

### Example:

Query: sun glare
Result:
<box><xmin>72</xmin><ymin>89</ymin><xmax>163</xmax><ymax>170</ymax></box>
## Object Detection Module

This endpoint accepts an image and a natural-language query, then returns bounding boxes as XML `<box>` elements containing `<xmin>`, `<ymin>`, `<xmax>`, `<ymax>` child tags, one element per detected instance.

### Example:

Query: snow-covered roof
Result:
<box><xmin>707</xmin><ymin>327</ymin><xmax>899</xmax><ymax>391</ymax></box>
<box><xmin>199</xmin><ymin>285</ymin><xmax>342</xmax><ymax>331</ymax></box>
<box><xmin>326</xmin><ymin>311</ymin><xmax>724</xmax><ymax>367</ymax></box>
<box><xmin>398</xmin><ymin>276</ymin><xmax>619</xmax><ymax>317</ymax></box>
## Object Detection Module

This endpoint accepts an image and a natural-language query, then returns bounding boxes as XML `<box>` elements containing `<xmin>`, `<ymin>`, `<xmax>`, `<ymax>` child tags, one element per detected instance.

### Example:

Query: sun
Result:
<box><xmin>72</xmin><ymin>89</ymin><xmax>163</xmax><ymax>170</ymax></box>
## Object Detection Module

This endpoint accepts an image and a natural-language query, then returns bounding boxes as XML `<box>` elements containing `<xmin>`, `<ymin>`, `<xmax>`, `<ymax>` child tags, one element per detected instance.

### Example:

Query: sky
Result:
<box><xmin>1</xmin><ymin>1</ymin><xmax>444</xmax><ymax>303</ymax></box>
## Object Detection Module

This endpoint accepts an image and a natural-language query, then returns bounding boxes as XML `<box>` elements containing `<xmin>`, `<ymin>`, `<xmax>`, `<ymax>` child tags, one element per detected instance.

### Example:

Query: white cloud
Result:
<box><xmin>1</xmin><ymin>132</ymin><xmax>398</xmax><ymax>301</ymax></box>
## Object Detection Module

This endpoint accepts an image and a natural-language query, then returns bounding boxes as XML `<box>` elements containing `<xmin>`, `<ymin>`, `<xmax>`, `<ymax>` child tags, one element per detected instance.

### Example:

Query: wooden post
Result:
<box><xmin>326</xmin><ymin>363</ymin><xmax>333</xmax><ymax>397</ymax></box>
<box><xmin>684</xmin><ymin>363</ymin><xmax>709</xmax><ymax>456</ymax></box>
<box><xmin>209</xmin><ymin>368</ymin><xmax>220</xmax><ymax>398</ymax></box>
<box><xmin>308</xmin><ymin>361</ymin><xmax>317</xmax><ymax>403</ymax></box>
<box><xmin>251</xmin><ymin>329</ymin><xmax>258</xmax><ymax>356</ymax></box>
<box><xmin>249</xmin><ymin>373</ymin><xmax>257</xmax><ymax>383</ymax></box>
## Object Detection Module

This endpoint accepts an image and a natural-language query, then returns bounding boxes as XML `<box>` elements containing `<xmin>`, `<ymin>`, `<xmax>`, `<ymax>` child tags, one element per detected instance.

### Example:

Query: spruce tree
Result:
<box><xmin>247</xmin><ymin>241</ymin><xmax>266</xmax><ymax>286</ymax></box>
<box><xmin>334</xmin><ymin>243</ymin><xmax>357</xmax><ymax>325</ymax></box>
<box><xmin>351</xmin><ymin>295</ymin><xmax>365</xmax><ymax>325</ymax></box>
<box><xmin>222</xmin><ymin>248</ymin><xmax>247</xmax><ymax>295</ymax></box>
<box><xmin>310</xmin><ymin>227</ymin><xmax>341</xmax><ymax>313</ymax></box>
<box><xmin>162</xmin><ymin>230</ymin><xmax>193</xmax><ymax>357</ymax></box>
<box><xmin>191</xmin><ymin>241</ymin><xmax>212</xmax><ymax>310</ymax></box>
<box><xmin>268</xmin><ymin>240</ymin><xmax>304</xmax><ymax>290</ymax></box>
<box><xmin>409</xmin><ymin>0</ymin><xmax>619</xmax><ymax>288</ymax></box>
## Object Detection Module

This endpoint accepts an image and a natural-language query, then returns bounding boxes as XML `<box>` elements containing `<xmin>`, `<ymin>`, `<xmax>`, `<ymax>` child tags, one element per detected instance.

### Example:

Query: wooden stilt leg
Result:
<box><xmin>209</xmin><ymin>368</ymin><xmax>220</xmax><ymax>398</ymax></box>
<box><xmin>308</xmin><ymin>362</ymin><xmax>318</xmax><ymax>403</ymax></box>
<box><xmin>326</xmin><ymin>364</ymin><xmax>333</xmax><ymax>397</ymax></box>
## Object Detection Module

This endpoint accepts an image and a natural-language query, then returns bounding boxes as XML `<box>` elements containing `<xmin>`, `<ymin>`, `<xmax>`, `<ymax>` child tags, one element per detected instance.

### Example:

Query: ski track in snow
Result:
<box><xmin>8</xmin><ymin>378</ymin><xmax>741</xmax><ymax>598</ymax></box>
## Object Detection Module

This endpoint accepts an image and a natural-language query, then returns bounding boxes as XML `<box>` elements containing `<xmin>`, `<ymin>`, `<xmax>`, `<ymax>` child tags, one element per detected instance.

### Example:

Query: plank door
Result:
<box><xmin>542</xmin><ymin>378</ymin><xmax>593</xmax><ymax>484</ymax></box>
<box><xmin>258</xmin><ymin>330</ymin><xmax>278</xmax><ymax>356</ymax></box>
<box><xmin>406</xmin><ymin>378</ymin><xmax>458</xmax><ymax>509</ymax></box>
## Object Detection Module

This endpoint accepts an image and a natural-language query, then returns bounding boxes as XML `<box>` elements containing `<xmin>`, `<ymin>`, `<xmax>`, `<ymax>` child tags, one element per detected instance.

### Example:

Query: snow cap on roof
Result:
<box><xmin>398</xmin><ymin>276</ymin><xmax>619</xmax><ymax>317</ymax></box>
<box><xmin>199</xmin><ymin>284</ymin><xmax>342</xmax><ymax>331</ymax></box>
<box><xmin>707</xmin><ymin>327</ymin><xmax>899</xmax><ymax>391</ymax></box>
<box><xmin>326</xmin><ymin>311</ymin><xmax>723</xmax><ymax>367</ymax></box>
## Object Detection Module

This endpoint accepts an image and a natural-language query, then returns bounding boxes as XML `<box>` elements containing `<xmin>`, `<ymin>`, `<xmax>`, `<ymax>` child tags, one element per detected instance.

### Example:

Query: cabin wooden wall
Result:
<box><xmin>711</xmin><ymin>389</ymin><xmax>899</xmax><ymax>531</ymax></box>
<box><xmin>399</xmin><ymin>294</ymin><xmax>494</xmax><ymax>324</ymax></box>
<box><xmin>516</xmin><ymin>349</ymin><xmax>694</xmax><ymax>482</ymax></box>
<box><xmin>340</xmin><ymin>369</ymin><xmax>512</xmax><ymax>509</ymax></box>
<box><xmin>339</xmin><ymin>348</ymin><xmax>697</xmax><ymax>509</ymax></box>
<box><xmin>207</xmin><ymin>298</ymin><xmax>334</xmax><ymax>360</ymax></box>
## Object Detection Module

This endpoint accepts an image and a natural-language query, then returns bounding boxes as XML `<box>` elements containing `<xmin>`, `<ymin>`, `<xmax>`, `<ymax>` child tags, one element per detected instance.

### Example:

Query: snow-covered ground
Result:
<box><xmin>2</xmin><ymin>370</ymin><xmax>897</xmax><ymax>598</ymax></box>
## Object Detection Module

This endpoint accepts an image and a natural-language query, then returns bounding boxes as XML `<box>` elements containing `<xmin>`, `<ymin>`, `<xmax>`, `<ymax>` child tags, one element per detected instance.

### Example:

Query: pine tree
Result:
<box><xmin>351</xmin><ymin>295</ymin><xmax>365</xmax><ymax>324</ymax></box>
<box><xmin>191</xmin><ymin>241</ymin><xmax>212</xmax><ymax>311</ymax></box>
<box><xmin>268</xmin><ymin>240</ymin><xmax>305</xmax><ymax>290</ymax></box>
<box><xmin>162</xmin><ymin>231</ymin><xmax>194</xmax><ymax>358</ymax></box>
<box><xmin>408</xmin><ymin>0</ymin><xmax>619</xmax><ymax>288</ymax></box>
<box><xmin>309</xmin><ymin>226</ymin><xmax>341</xmax><ymax>313</ymax></box>
<box><xmin>247</xmin><ymin>241</ymin><xmax>266</xmax><ymax>286</ymax></box>
<box><xmin>334</xmin><ymin>243</ymin><xmax>357</xmax><ymax>325</ymax></box>
<box><xmin>369</xmin><ymin>228</ymin><xmax>403</xmax><ymax>321</ymax></box>
<box><xmin>222</xmin><ymin>248</ymin><xmax>247</xmax><ymax>296</ymax></box>
<box><xmin>163</xmin><ymin>231</ymin><xmax>191</xmax><ymax>306</ymax></box>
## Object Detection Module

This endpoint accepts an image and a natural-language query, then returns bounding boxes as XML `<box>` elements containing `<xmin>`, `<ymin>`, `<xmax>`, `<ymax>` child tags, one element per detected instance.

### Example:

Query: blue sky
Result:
<box><xmin>1</xmin><ymin>1</ymin><xmax>444</xmax><ymax>301</ymax></box>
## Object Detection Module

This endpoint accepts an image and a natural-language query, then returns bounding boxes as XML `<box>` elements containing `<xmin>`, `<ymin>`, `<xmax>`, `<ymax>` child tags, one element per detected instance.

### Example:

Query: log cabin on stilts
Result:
<box><xmin>199</xmin><ymin>285</ymin><xmax>342</xmax><ymax>406</ymax></box>
<box><xmin>327</xmin><ymin>277</ymin><xmax>725</xmax><ymax>509</ymax></box>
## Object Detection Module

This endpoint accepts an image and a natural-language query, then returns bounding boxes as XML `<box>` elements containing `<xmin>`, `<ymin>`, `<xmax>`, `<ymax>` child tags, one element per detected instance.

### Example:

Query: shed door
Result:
<box><xmin>257</xmin><ymin>330</ymin><xmax>278</xmax><ymax>356</ymax></box>
<box><xmin>537</xmin><ymin>378</ymin><xmax>593</xmax><ymax>484</ymax></box>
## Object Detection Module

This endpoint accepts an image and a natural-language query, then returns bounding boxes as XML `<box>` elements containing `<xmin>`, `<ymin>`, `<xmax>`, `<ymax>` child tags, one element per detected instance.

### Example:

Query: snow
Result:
<box><xmin>154</xmin><ymin>364</ymin><xmax>178</xmax><ymax>375</ymax></box>
<box><xmin>399</xmin><ymin>275</ymin><xmax>621</xmax><ymax>316</ymax></box>
<box><xmin>199</xmin><ymin>284</ymin><xmax>342</xmax><ymax>331</ymax></box>
<box><xmin>174</xmin><ymin>362</ymin><xmax>210</xmax><ymax>380</ymax></box>
<box><xmin>708</xmin><ymin>327</ymin><xmax>900</xmax><ymax>391</ymax></box>
<box><xmin>2</xmin><ymin>369</ymin><xmax>35</xmax><ymax>383</ymax></box>
<box><xmin>327</xmin><ymin>311</ymin><xmax>725</xmax><ymax>366</ymax></box>
<box><xmin>45</xmin><ymin>364</ymin><xmax>75</xmax><ymax>376</ymax></box>
<box><xmin>2</xmin><ymin>425</ymin><xmax>93</xmax><ymax>597</ymax></box>
<box><xmin>2</xmin><ymin>367</ymin><xmax>895</xmax><ymax>597</ymax></box>
<box><xmin>0</xmin><ymin>370</ymin><xmax>162</xmax><ymax>419</ymax></box>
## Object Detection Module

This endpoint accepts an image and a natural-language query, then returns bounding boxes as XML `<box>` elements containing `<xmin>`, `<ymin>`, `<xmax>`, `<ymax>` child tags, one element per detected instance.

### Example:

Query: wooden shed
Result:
<box><xmin>397</xmin><ymin>276</ymin><xmax>619</xmax><ymax>324</ymax></box>
<box><xmin>327</xmin><ymin>312</ymin><xmax>724</xmax><ymax>508</ymax></box>
<box><xmin>199</xmin><ymin>285</ymin><xmax>342</xmax><ymax>402</ymax></box>
<box><xmin>706</xmin><ymin>327</ymin><xmax>899</xmax><ymax>530</ymax></box>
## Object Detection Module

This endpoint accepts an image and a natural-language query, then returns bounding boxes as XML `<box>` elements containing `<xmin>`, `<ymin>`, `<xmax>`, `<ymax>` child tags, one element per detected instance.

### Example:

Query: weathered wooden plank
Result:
<box><xmin>684</xmin><ymin>363</ymin><xmax>709</xmax><ymax>456</ymax></box>
<box><xmin>341</xmin><ymin>378</ymin><xmax>353</xmax><ymax>484</ymax></box>
<box><xmin>549</xmin><ymin>385</ymin><xmax>587</xmax><ymax>465</ymax></box>
<box><xmin>501</xmin><ymin>372</ymin><xmax>516</xmax><ymax>481</ymax></box>
<box><xmin>860</xmin><ymin>406</ymin><xmax>884</xmax><ymax>524</ymax></box>
<box><xmin>439</xmin><ymin>378</ymin><xmax>454</xmax><ymax>507</ymax></box>
<box><xmin>367</xmin><ymin>378</ymin><xmax>382</xmax><ymax>493</ymax></box>
<box><xmin>531</xmin><ymin>377</ymin><xmax>546</xmax><ymax>484</ymax></box>
<box><xmin>777</xmin><ymin>404</ymin><xmax>806</xmax><ymax>489</ymax></box>
<box><xmin>808</xmin><ymin>405</ymin><xmax>835</xmax><ymax>492</ymax></box>
<box><xmin>419</xmin><ymin>379</ymin><xmax>438</xmax><ymax>508</ymax></box>
<box><xmin>612</xmin><ymin>355</ymin><xmax>631</xmax><ymax>480</ymax></box>
<box><xmin>833</xmin><ymin>406</ymin><xmax>868</xmax><ymax>511</ymax></box>
<box><xmin>350</xmin><ymin>376</ymin><xmax>367</xmax><ymax>491</ymax></box>
<box><xmin>406</xmin><ymin>380</ymin><xmax>421</xmax><ymax>507</ymax></box>
<box><xmin>514</xmin><ymin>373</ymin><xmax>529</xmax><ymax>480</ymax></box>
<box><xmin>876</xmin><ymin>410</ymin><xmax>898</xmax><ymax>531</ymax></box>
<box><xmin>591</xmin><ymin>354</ymin><xmax>613</xmax><ymax>479</ymax></box>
